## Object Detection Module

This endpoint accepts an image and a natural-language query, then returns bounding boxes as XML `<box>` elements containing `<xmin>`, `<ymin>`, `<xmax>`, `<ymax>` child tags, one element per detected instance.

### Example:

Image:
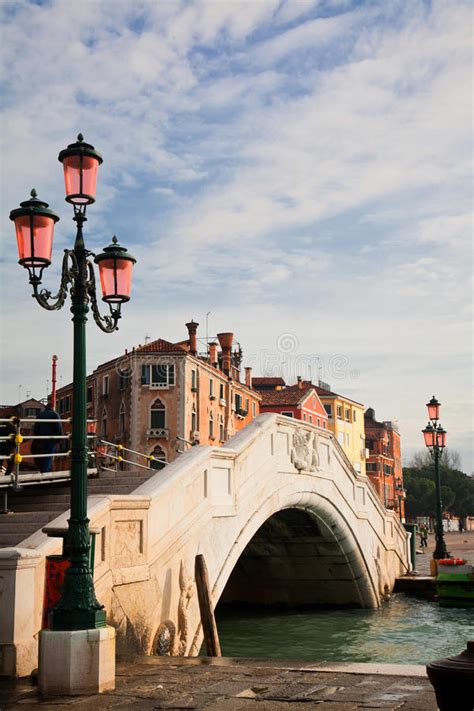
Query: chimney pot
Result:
<box><xmin>297</xmin><ymin>375</ymin><xmax>303</xmax><ymax>389</ymax></box>
<box><xmin>209</xmin><ymin>341</ymin><xmax>218</xmax><ymax>367</ymax></box>
<box><xmin>245</xmin><ymin>366</ymin><xmax>252</xmax><ymax>388</ymax></box>
<box><xmin>186</xmin><ymin>320</ymin><xmax>199</xmax><ymax>356</ymax></box>
<box><xmin>217</xmin><ymin>332</ymin><xmax>234</xmax><ymax>375</ymax></box>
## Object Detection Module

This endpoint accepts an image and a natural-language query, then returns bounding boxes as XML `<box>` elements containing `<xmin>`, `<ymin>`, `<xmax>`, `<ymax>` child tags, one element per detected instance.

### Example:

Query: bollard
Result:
<box><xmin>426</xmin><ymin>641</ymin><xmax>474</xmax><ymax>711</ymax></box>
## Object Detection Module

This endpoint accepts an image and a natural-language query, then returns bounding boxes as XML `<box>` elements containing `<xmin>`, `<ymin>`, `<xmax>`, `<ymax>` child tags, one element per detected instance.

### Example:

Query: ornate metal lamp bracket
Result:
<box><xmin>30</xmin><ymin>249</ymin><xmax>77</xmax><ymax>311</ymax></box>
<box><xmin>86</xmin><ymin>260</ymin><xmax>121</xmax><ymax>333</ymax></box>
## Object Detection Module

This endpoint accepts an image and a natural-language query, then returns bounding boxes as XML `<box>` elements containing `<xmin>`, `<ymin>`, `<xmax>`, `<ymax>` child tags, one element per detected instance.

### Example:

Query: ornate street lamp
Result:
<box><xmin>422</xmin><ymin>395</ymin><xmax>449</xmax><ymax>560</ymax></box>
<box><xmin>10</xmin><ymin>134</ymin><xmax>136</xmax><ymax>631</ymax></box>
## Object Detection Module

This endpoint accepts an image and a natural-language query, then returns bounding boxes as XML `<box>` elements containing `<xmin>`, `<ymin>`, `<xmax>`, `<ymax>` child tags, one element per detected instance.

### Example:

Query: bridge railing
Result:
<box><xmin>96</xmin><ymin>439</ymin><xmax>167</xmax><ymax>474</ymax></box>
<box><xmin>0</xmin><ymin>416</ymin><xmax>98</xmax><ymax>494</ymax></box>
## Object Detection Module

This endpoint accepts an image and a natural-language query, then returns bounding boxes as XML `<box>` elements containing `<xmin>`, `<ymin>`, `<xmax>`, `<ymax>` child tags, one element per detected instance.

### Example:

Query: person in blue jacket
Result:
<box><xmin>33</xmin><ymin>399</ymin><xmax>62</xmax><ymax>473</ymax></box>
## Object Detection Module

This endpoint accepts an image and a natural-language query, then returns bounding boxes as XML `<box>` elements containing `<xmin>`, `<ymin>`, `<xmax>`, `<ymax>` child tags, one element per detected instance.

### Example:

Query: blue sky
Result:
<box><xmin>0</xmin><ymin>0</ymin><xmax>472</xmax><ymax>469</ymax></box>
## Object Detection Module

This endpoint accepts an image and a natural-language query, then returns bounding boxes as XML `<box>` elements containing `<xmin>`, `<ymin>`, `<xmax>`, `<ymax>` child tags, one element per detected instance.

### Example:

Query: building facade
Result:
<box><xmin>56</xmin><ymin>322</ymin><xmax>261</xmax><ymax>467</ymax></box>
<box><xmin>364</xmin><ymin>408</ymin><xmax>404</xmax><ymax>519</ymax></box>
<box><xmin>258</xmin><ymin>379</ymin><xmax>328</xmax><ymax>428</ymax></box>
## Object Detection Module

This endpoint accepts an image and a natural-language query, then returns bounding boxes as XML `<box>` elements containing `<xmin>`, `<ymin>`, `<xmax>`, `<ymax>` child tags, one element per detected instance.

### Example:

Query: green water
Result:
<box><xmin>215</xmin><ymin>595</ymin><xmax>474</xmax><ymax>664</ymax></box>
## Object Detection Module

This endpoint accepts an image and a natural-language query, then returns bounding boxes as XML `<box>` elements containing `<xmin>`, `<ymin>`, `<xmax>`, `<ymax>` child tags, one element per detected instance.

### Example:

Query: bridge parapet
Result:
<box><xmin>1</xmin><ymin>414</ymin><xmax>409</xmax><ymax>676</ymax></box>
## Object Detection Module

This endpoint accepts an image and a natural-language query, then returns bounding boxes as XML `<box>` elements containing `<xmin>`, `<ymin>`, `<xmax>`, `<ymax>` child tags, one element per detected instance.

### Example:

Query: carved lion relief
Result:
<box><xmin>290</xmin><ymin>429</ymin><xmax>320</xmax><ymax>472</ymax></box>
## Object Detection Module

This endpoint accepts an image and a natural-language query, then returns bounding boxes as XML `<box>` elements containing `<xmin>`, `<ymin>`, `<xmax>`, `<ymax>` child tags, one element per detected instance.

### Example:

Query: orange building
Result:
<box><xmin>56</xmin><ymin>322</ymin><xmax>261</xmax><ymax>467</ymax></box>
<box><xmin>364</xmin><ymin>408</ymin><xmax>405</xmax><ymax>520</ymax></box>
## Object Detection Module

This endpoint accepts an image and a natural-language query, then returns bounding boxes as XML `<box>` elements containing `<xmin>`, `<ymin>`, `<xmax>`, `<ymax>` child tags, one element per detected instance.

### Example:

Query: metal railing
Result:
<box><xmin>0</xmin><ymin>416</ymin><xmax>97</xmax><ymax>493</ymax></box>
<box><xmin>96</xmin><ymin>439</ymin><xmax>168</xmax><ymax>474</ymax></box>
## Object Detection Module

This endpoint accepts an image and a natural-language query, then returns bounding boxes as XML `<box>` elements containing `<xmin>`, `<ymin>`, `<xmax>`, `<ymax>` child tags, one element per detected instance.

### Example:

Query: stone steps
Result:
<box><xmin>0</xmin><ymin>469</ymin><xmax>154</xmax><ymax>549</ymax></box>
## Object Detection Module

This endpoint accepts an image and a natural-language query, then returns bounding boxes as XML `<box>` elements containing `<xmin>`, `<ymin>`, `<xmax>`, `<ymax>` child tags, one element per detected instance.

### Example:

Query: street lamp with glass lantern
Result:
<box><xmin>422</xmin><ymin>396</ymin><xmax>449</xmax><ymax>560</ymax></box>
<box><xmin>9</xmin><ymin>134</ymin><xmax>136</xmax><ymax>632</ymax></box>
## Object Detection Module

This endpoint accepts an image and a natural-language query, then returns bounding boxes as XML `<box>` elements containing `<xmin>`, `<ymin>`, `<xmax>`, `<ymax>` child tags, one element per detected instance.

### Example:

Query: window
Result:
<box><xmin>384</xmin><ymin>464</ymin><xmax>392</xmax><ymax>476</ymax></box>
<box><xmin>24</xmin><ymin>407</ymin><xmax>40</xmax><ymax>418</ymax></box>
<box><xmin>61</xmin><ymin>395</ymin><xmax>71</xmax><ymax>413</ymax></box>
<box><xmin>119</xmin><ymin>402</ymin><xmax>125</xmax><ymax>435</ymax></box>
<box><xmin>345</xmin><ymin>408</ymin><xmax>350</xmax><ymax>422</ymax></box>
<box><xmin>353</xmin><ymin>410</ymin><xmax>356</xmax><ymax>421</ymax></box>
<box><xmin>119</xmin><ymin>370</ymin><xmax>130</xmax><ymax>391</ymax></box>
<box><xmin>219</xmin><ymin>415</ymin><xmax>224</xmax><ymax>441</ymax></box>
<box><xmin>101</xmin><ymin>408</ymin><xmax>107</xmax><ymax>437</ymax></box>
<box><xmin>245</xmin><ymin>398</ymin><xmax>249</xmax><ymax>413</ymax></box>
<box><xmin>191</xmin><ymin>407</ymin><xmax>197</xmax><ymax>433</ymax></box>
<box><xmin>323</xmin><ymin>421</ymin><xmax>327</xmax><ymax>429</ymax></box>
<box><xmin>252</xmin><ymin>402</ymin><xmax>257</xmax><ymax>417</ymax></box>
<box><xmin>219</xmin><ymin>383</ymin><xmax>225</xmax><ymax>402</ymax></box>
<box><xmin>150</xmin><ymin>399</ymin><xmax>166</xmax><ymax>429</ymax></box>
<box><xmin>281</xmin><ymin>411</ymin><xmax>294</xmax><ymax>418</ymax></box>
<box><xmin>309</xmin><ymin>415</ymin><xmax>313</xmax><ymax>424</ymax></box>
<box><xmin>87</xmin><ymin>385</ymin><xmax>93</xmax><ymax>404</ymax></box>
<box><xmin>366</xmin><ymin>439</ymin><xmax>374</xmax><ymax>452</ymax></box>
<box><xmin>338</xmin><ymin>432</ymin><xmax>344</xmax><ymax>445</ymax></box>
<box><xmin>337</xmin><ymin>405</ymin><xmax>342</xmax><ymax>419</ymax></box>
<box><xmin>366</xmin><ymin>463</ymin><xmax>377</xmax><ymax>472</ymax></box>
<box><xmin>102</xmin><ymin>375</ymin><xmax>109</xmax><ymax>396</ymax></box>
<box><xmin>150</xmin><ymin>444</ymin><xmax>166</xmax><ymax>470</ymax></box>
<box><xmin>317</xmin><ymin>418</ymin><xmax>320</xmax><ymax>427</ymax></box>
<box><xmin>209</xmin><ymin>379</ymin><xmax>214</xmax><ymax>398</ymax></box>
<box><xmin>209</xmin><ymin>411</ymin><xmax>214</xmax><ymax>439</ymax></box>
<box><xmin>303</xmin><ymin>414</ymin><xmax>307</xmax><ymax>421</ymax></box>
<box><xmin>141</xmin><ymin>363</ymin><xmax>175</xmax><ymax>388</ymax></box>
<box><xmin>235</xmin><ymin>393</ymin><xmax>241</xmax><ymax>410</ymax></box>
<box><xmin>191</xmin><ymin>369</ymin><xmax>197</xmax><ymax>391</ymax></box>
<box><xmin>324</xmin><ymin>404</ymin><xmax>332</xmax><ymax>417</ymax></box>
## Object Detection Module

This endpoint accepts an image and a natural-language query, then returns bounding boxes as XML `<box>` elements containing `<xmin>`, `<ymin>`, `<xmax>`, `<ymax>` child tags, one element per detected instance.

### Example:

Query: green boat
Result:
<box><xmin>436</xmin><ymin>559</ymin><xmax>474</xmax><ymax>607</ymax></box>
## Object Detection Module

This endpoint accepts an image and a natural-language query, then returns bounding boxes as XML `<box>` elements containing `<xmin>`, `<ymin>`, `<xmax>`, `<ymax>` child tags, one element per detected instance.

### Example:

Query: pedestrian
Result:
<box><xmin>33</xmin><ymin>398</ymin><xmax>62</xmax><ymax>473</ymax></box>
<box><xmin>0</xmin><ymin>419</ymin><xmax>16</xmax><ymax>476</ymax></box>
<box><xmin>420</xmin><ymin>524</ymin><xmax>428</xmax><ymax>552</ymax></box>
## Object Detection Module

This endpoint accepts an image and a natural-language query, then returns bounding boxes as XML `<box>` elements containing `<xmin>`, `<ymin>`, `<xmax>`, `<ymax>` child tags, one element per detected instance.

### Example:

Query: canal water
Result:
<box><xmin>216</xmin><ymin>595</ymin><xmax>474</xmax><ymax>664</ymax></box>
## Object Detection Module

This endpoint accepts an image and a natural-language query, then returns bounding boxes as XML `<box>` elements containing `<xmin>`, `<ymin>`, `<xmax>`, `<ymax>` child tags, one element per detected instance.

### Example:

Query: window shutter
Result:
<box><xmin>141</xmin><ymin>365</ymin><xmax>149</xmax><ymax>385</ymax></box>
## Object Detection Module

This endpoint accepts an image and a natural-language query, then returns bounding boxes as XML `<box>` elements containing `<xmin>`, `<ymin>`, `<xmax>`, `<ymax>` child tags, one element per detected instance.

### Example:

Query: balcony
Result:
<box><xmin>146</xmin><ymin>427</ymin><xmax>169</xmax><ymax>439</ymax></box>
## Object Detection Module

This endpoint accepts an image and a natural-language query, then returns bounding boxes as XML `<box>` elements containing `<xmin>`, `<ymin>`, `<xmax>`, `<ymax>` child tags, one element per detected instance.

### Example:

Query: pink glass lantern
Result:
<box><xmin>426</xmin><ymin>396</ymin><xmax>440</xmax><ymax>421</ymax></box>
<box><xmin>436</xmin><ymin>426</ymin><xmax>447</xmax><ymax>449</ymax></box>
<box><xmin>58</xmin><ymin>134</ymin><xmax>103</xmax><ymax>205</ymax></box>
<box><xmin>9</xmin><ymin>189</ymin><xmax>59</xmax><ymax>270</ymax></box>
<box><xmin>422</xmin><ymin>424</ymin><xmax>435</xmax><ymax>448</ymax></box>
<box><xmin>94</xmin><ymin>237</ymin><xmax>136</xmax><ymax>303</ymax></box>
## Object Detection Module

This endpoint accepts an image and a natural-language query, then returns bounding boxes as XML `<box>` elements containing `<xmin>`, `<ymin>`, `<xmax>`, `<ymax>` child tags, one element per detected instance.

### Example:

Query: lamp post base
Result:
<box><xmin>51</xmin><ymin>607</ymin><xmax>107</xmax><ymax>631</ymax></box>
<box><xmin>39</xmin><ymin>626</ymin><xmax>115</xmax><ymax>696</ymax></box>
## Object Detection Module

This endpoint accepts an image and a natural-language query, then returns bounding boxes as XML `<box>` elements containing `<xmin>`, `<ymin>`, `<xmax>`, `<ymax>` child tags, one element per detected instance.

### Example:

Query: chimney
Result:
<box><xmin>186</xmin><ymin>320</ymin><xmax>199</xmax><ymax>356</ymax></box>
<box><xmin>209</xmin><ymin>341</ymin><xmax>218</xmax><ymax>368</ymax></box>
<box><xmin>245</xmin><ymin>367</ymin><xmax>252</xmax><ymax>388</ymax></box>
<box><xmin>297</xmin><ymin>375</ymin><xmax>303</xmax><ymax>389</ymax></box>
<box><xmin>217</xmin><ymin>332</ymin><xmax>234</xmax><ymax>375</ymax></box>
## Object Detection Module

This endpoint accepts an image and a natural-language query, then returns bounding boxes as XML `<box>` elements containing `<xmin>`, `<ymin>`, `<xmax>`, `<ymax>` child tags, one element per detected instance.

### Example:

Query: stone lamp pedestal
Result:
<box><xmin>39</xmin><ymin>626</ymin><xmax>115</xmax><ymax>696</ymax></box>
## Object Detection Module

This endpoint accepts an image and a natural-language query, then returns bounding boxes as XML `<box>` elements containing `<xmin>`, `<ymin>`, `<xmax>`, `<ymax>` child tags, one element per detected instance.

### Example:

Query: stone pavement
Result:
<box><xmin>0</xmin><ymin>656</ymin><xmax>437</xmax><ymax>710</ymax></box>
<box><xmin>414</xmin><ymin>529</ymin><xmax>474</xmax><ymax>575</ymax></box>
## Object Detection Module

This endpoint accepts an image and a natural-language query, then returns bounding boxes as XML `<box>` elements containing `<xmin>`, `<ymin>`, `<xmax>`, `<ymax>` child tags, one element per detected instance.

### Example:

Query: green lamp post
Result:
<box><xmin>422</xmin><ymin>396</ymin><xmax>449</xmax><ymax>561</ymax></box>
<box><xmin>9</xmin><ymin>134</ymin><xmax>136</xmax><ymax>630</ymax></box>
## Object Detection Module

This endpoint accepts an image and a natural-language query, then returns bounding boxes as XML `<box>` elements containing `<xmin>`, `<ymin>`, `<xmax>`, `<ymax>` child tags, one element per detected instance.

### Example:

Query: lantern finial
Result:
<box><xmin>77</xmin><ymin>133</ymin><xmax>84</xmax><ymax>142</ymax></box>
<box><xmin>30</xmin><ymin>188</ymin><xmax>38</xmax><ymax>198</ymax></box>
<box><xmin>112</xmin><ymin>235</ymin><xmax>118</xmax><ymax>244</ymax></box>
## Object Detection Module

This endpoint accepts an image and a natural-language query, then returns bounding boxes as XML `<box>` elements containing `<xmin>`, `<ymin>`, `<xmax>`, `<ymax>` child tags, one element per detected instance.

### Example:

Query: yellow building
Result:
<box><xmin>315</xmin><ymin>385</ymin><xmax>366</xmax><ymax>475</ymax></box>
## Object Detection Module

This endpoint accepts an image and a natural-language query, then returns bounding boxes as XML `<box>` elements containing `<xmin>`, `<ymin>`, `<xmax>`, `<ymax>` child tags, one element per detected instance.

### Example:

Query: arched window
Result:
<box><xmin>209</xmin><ymin>411</ymin><xmax>214</xmax><ymax>439</ymax></box>
<box><xmin>119</xmin><ymin>401</ymin><xmax>126</xmax><ymax>435</ymax></box>
<box><xmin>101</xmin><ymin>407</ymin><xmax>107</xmax><ymax>437</ymax></box>
<box><xmin>150</xmin><ymin>398</ymin><xmax>166</xmax><ymax>429</ymax></box>
<box><xmin>150</xmin><ymin>444</ymin><xmax>166</xmax><ymax>470</ymax></box>
<box><xmin>191</xmin><ymin>406</ymin><xmax>197</xmax><ymax>433</ymax></box>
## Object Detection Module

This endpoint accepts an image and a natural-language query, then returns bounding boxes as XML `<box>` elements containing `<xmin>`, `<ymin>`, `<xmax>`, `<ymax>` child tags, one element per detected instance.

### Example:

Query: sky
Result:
<box><xmin>0</xmin><ymin>0</ymin><xmax>472</xmax><ymax>470</ymax></box>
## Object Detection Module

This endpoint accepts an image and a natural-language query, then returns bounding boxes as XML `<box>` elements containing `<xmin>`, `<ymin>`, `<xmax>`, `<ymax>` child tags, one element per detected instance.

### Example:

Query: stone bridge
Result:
<box><xmin>1</xmin><ymin>414</ymin><xmax>410</xmax><ymax>676</ymax></box>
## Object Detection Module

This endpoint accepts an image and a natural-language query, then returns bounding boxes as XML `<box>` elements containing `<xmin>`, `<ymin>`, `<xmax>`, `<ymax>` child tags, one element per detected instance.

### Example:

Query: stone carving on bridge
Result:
<box><xmin>290</xmin><ymin>429</ymin><xmax>320</xmax><ymax>472</ymax></box>
<box><xmin>152</xmin><ymin>560</ymin><xmax>194</xmax><ymax>657</ymax></box>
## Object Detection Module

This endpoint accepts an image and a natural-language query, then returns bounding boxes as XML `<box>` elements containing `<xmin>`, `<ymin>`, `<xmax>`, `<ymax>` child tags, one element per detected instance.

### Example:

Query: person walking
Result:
<box><xmin>0</xmin><ymin>419</ymin><xmax>16</xmax><ymax>476</ymax></box>
<box><xmin>420</xmin><ymin>524</ymin><xmax>428</xmax><ymax>552</ymax></box>
<box><xmin>33</xmin><ymin>399</ymin><xmax>62</xmax><ymax>473</ymax></box>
